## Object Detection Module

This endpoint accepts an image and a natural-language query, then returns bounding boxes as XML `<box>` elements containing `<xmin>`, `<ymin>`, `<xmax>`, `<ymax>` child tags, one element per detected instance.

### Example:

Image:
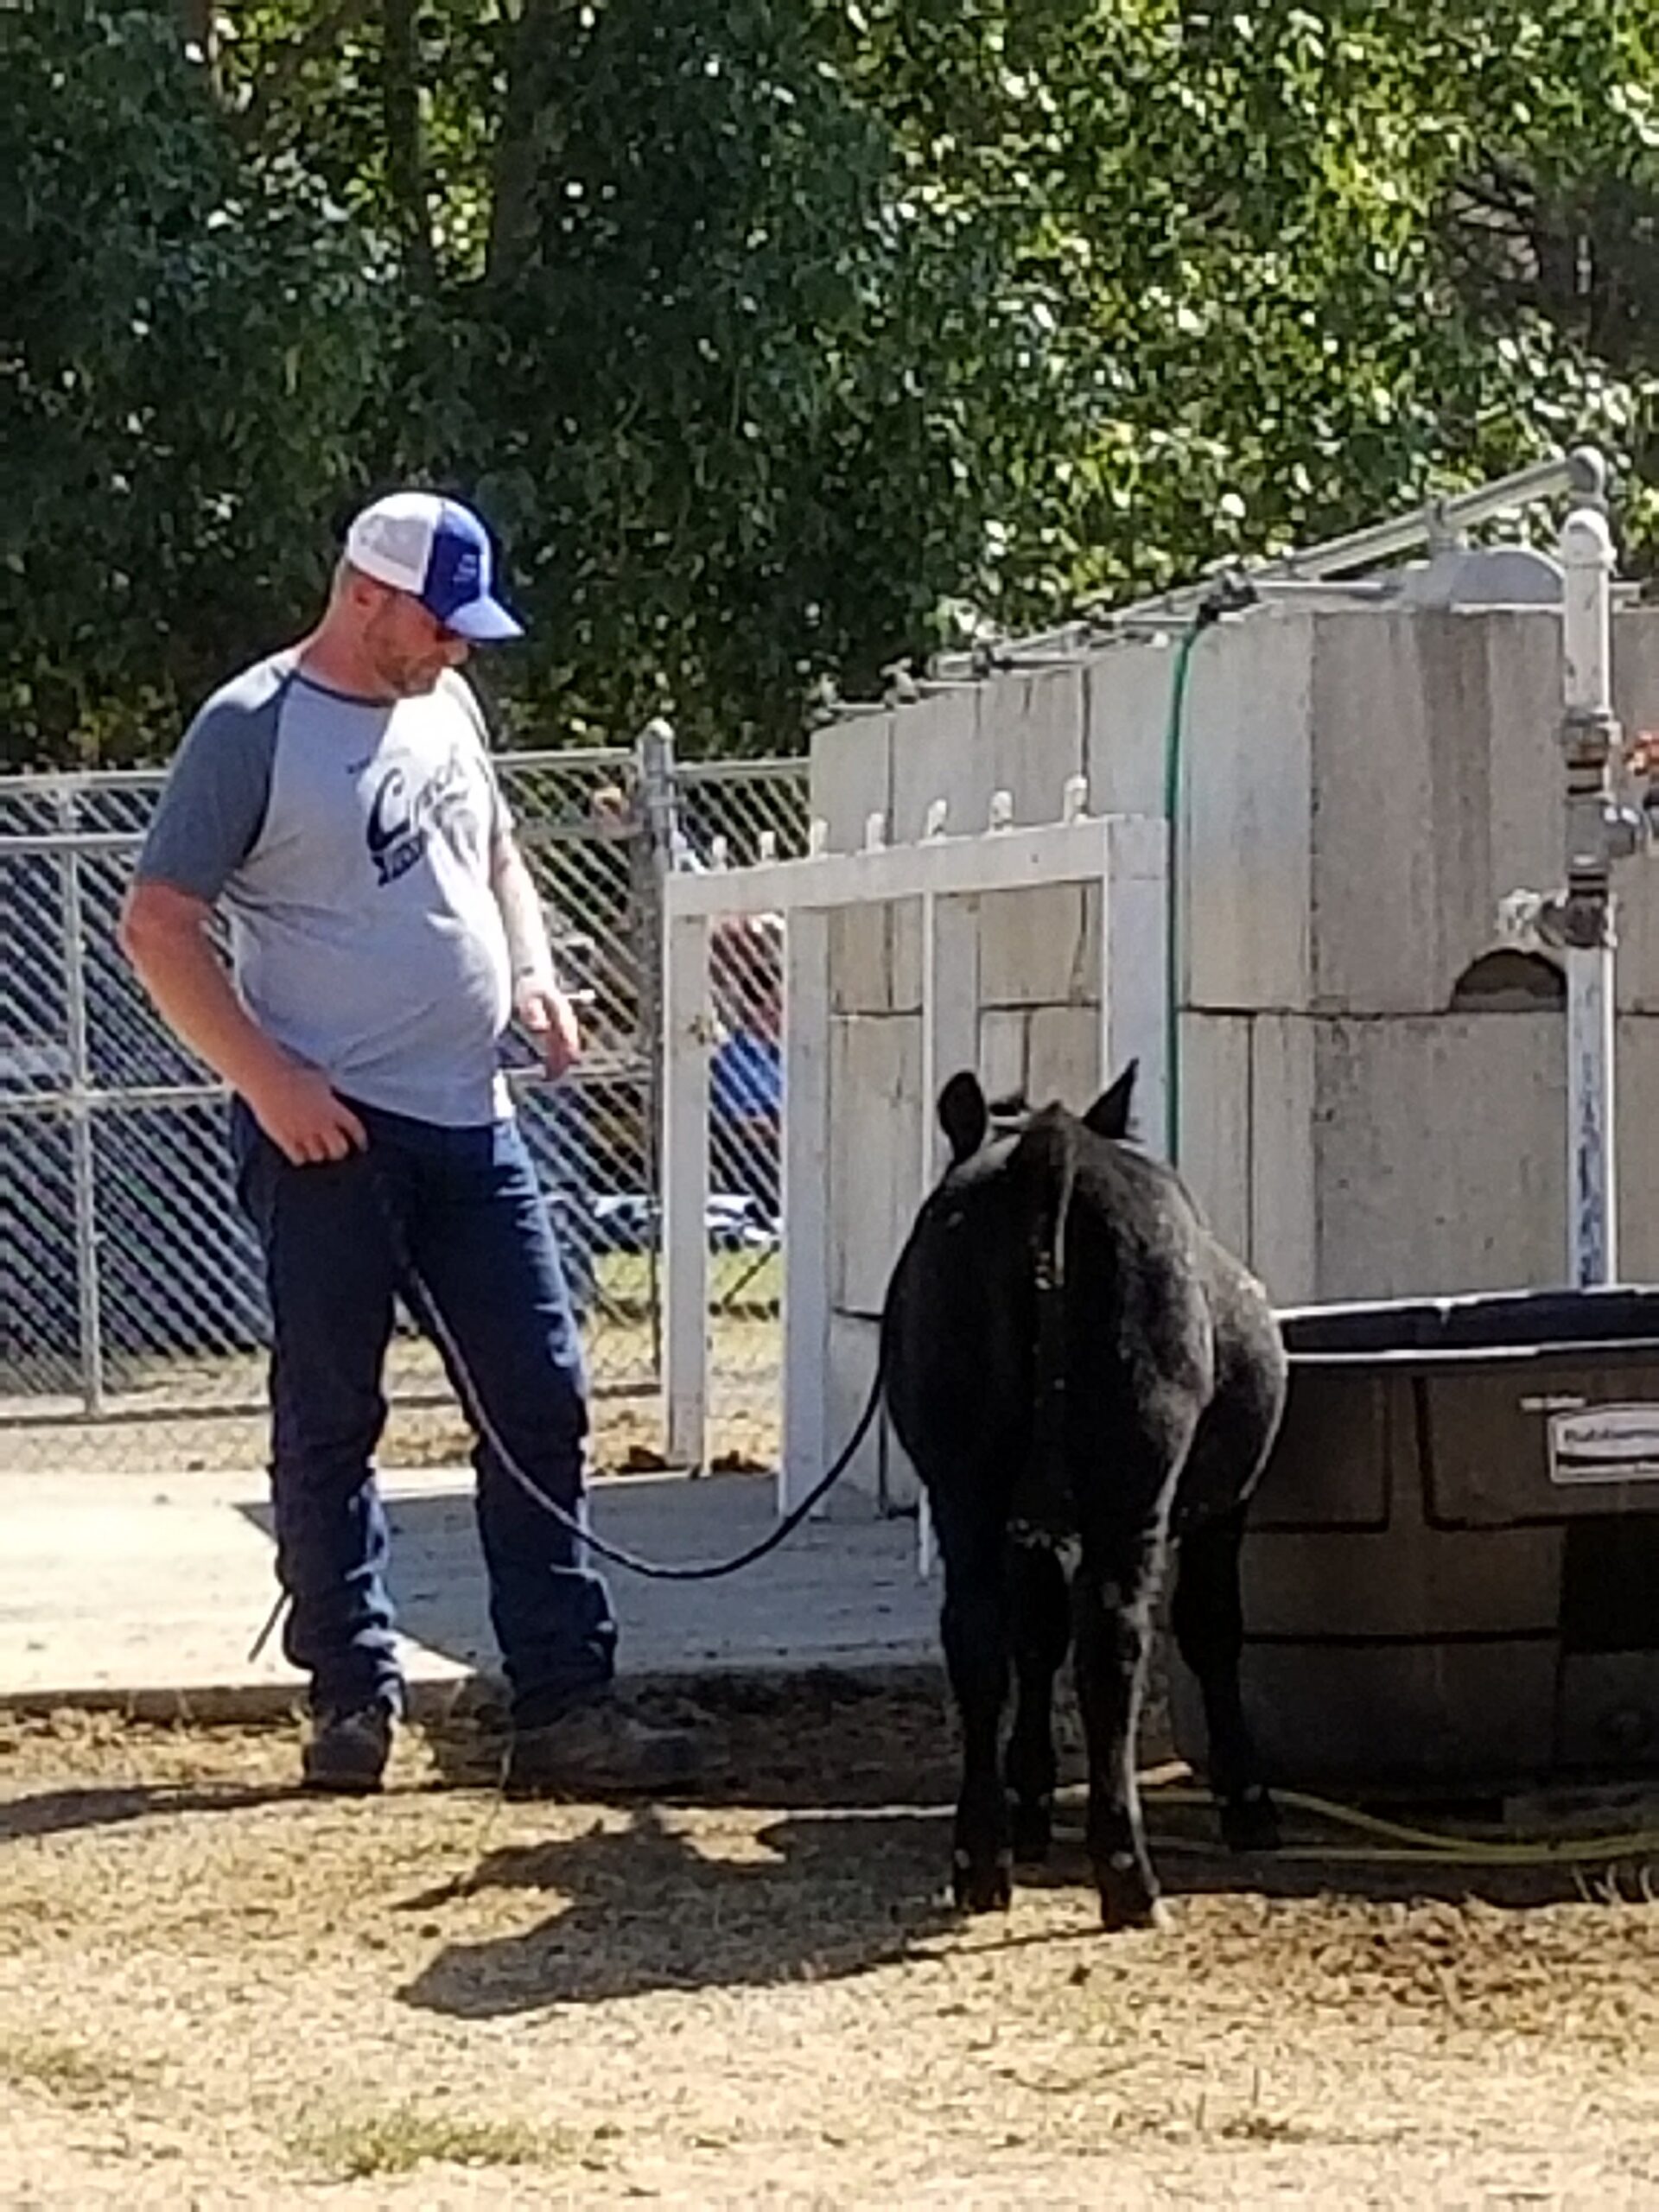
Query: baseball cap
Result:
<box><xmin>344</xmin><ymin>491</ymin><xmax>525</xmax><ymax>641</ymax></box>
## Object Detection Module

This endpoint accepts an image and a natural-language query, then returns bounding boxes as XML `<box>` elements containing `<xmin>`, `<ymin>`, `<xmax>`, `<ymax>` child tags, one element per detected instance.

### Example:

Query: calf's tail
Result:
<box><xmin>1010</xmin><ymin>1112</ymin><xmax>1081</xmax><ymax>1535</ymax></box>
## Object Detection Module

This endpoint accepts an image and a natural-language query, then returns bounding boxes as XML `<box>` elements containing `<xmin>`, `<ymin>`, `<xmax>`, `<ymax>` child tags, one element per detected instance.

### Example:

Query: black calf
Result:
<box><xmin>881</xmin><ymin>1065</ymin><xmax>1287</xmax><ymax>1929</ymax></box>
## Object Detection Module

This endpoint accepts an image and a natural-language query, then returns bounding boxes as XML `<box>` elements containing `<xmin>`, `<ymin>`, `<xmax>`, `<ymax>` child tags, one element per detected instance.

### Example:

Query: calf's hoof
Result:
<box><xmin>1009</xmin><ymin>1796</ymin><xmax>1053</xmax><ymax>1867</ymax></box>
<box><xmin>1218</xmin><ymin>1784</ymin><xmax>1281</xmax><ymax>1855</ymax></box>
<box><xmin>1096</xmin><ymin>1853</ymin><xmax>1166</xmax><ymax>1933</ymax></box>
<box><xmin>952</xmin><ymin>1847</ymin><xmax>1014</xmax><ymax>1914</ymax></box>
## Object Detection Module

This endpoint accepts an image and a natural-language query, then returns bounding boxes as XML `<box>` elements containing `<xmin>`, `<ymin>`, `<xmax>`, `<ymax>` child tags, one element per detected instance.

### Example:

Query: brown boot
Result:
<box><xmin>504</xmin><ymin>1694</ymin><xmax>701</xmax><ymax>1800</ymax></box>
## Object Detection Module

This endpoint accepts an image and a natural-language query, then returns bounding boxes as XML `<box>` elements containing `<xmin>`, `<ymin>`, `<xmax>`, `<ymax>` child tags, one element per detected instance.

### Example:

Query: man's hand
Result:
<box><xmin>245</xmin><ymin>1063</ymin><xmax>369</xmax><ymax>1165</ymax></box>
<box><xmin>516</xmin><ymin>980</ymin><xmax>582</xmax><ymax>1082</ymax></box>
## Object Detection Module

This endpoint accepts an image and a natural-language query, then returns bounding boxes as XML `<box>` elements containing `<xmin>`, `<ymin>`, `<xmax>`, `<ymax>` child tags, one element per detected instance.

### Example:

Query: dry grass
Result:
<box><xmin>0</xmin><ymin>1693</ymin><xmax>1656</xmax><ymax>2207</ymax></box>
<box><xmin>0</xmin><ymin>2033</ymin><xmax>159</xmax><ymax>2107</ymax></box>
<box><xmin>290</xmin><ymin>2103</ymin><xmax>590</xmax><ymax>2180</ymax></box>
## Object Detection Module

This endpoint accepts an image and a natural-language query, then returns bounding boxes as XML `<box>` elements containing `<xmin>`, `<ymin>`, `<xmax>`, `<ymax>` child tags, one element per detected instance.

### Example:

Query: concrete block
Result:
<box><xmin>978</xmin><ymin>1008</ymin><xmax>1028</xmax><ymax>1103</ymax></box>
<box><xmin>888</xmin><ymin>689</ymin><xmax>984</xmax><ymax>842</ymax></box>
<box><xmin>1610</xmin><ymin>610</ymin><xmax>1659</xmax><ymax>1012</ymax></box>
<box><xmin>1612</xmin><ymin>605</ymin><xmax>1659</xmax><ymax>736</ymax></box>
<box><xmin>879</xmin><ymin>1412</ymin><xmax>924</xmax><ymax>1513</ymax></box>
<box><xmin>814</xmin><ymin>710</ymin><xmax>896</xmax><ymax>1016</ymax></box>
<box><xmin>1484</xmin><ymin>609</ymin><xmax>1567</xmax><ymax>970</ymax></box>
<box><xmin>809</xmin><ymin>709</ymin><xmax>893</xmax><ymax>851</ymax></box>
<box><xmin>1313</xmin><ymin>1011</ymin><xmax>1565</xmax><ymax>1300</ymax></box>
<box><xmin>1027</xmin><ymin>1006</ymin><xmax>1103</xmax><ymax>1116</ymax></box>
<box><xmin>1084</xmin><ymin>632</ymin><xmax>1181</xmax><ymax>820</ymax></box>
<box><xmin>823</xmin><ymin>1311</ymin><xmax>887</xmax><ymax>1508</ymax></box>
<box><xmin>1250</xmin><ymin>1013</ymin><xmax>1317</xmax><ymax>1302</ymax></box>
<box><xmin>977</xmin><ymin>668</ymin><xmax>1088</xmax><ymax>826</ymax></box>
<box><xmin>888</xmin><ymin>895</ymin><xmax>923</xmax><ymax>1014</ymax></box>
<box><xmin>829</xmin><ymin>906</ymin><xmax>893</xmax><ymax>1015</ymax></box>
<box><xmin>1176</xmin><ymin>1014</ymin><xmax>1250</xmax><ymax>1258</ymax></box>
<box><xmin>1311</xmin><ymin>611</ymin><xmax>1496</xmax><ymax>1014</ymax></box>
<box><xmin>979</xmin><ymin>884</ymin><xmax>1100</xmax><ymax>1007</ymax></box>
<box><xmin>829</xmin><ymin>1013</ymin><xmax>921</xmax><ymax>1315</ymax></box>
<box><xmin>1184</xmin><ymin>607</ymin><xmax>1313</xmax><ymax>1013</ymax></box>
<box><xmin>1616</xmin><ymin>1015</ymin><xmax>1659</xmax><ymax>1279</ymax></box>
<box><xmin>885</xmin><ymin>691</ymin><xmax>984</xmax><ymax>1014</ymax></box>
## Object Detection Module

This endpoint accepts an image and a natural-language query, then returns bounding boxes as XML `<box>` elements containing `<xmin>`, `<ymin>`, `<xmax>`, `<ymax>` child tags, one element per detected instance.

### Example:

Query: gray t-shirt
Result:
<box><xmin>137</xmin><ymin>652</ymin><xmax>518</xmax><ymax>1126</ymax></box>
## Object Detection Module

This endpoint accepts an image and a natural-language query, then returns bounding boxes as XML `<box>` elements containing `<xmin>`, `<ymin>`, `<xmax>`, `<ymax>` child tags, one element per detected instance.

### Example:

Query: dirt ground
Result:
<box><xmin>1</xmin><ymin>1686</ymin><xmax>1656</xmax><ymax>2210</ymax></box>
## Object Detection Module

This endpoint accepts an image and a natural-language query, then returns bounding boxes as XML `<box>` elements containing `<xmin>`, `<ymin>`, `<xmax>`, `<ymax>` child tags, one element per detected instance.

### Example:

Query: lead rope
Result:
<box><xmin>249</xmin><ymin>1159</ymin><xmax>886</xmax><ymax>1662</ymax></box>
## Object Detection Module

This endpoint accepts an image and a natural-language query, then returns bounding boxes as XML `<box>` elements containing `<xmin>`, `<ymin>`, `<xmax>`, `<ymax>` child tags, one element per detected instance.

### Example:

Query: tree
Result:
<box><xmin>5</xmin><ymin>1</ymin><xmax>1658</xmax><ymax>766</ymax></box>
<box><xmin>0</xmin><ymin>3</ymin><xmax>388</xmax><ymax>765</ymax></box>
<box><xmin>217</xmin><ymin>0</ymin><xmax>1659</xmax><ymax>743</ymax></box>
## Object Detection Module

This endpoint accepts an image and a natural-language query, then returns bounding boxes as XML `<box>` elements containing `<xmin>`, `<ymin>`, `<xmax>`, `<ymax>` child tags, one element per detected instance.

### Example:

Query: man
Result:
<box><xmin>120</xmin><ymin>490</ymin><xmax>695</xmax><ymax>1797</ymax></box>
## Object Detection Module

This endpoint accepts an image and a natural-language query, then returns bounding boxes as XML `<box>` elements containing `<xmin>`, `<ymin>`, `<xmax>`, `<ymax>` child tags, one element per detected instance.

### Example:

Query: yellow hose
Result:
<box><xmin>1143</xmin><ymin>1784</ymin><xmax>1659</xmax><ymax>1867</ymax></box>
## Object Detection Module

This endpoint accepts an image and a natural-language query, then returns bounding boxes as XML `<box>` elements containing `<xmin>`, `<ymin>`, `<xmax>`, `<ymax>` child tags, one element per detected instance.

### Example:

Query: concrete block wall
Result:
<box><xmin>808</xmin><ymin>599</ymin><xmax>1659</xmax><ymax>1503</ymax></box>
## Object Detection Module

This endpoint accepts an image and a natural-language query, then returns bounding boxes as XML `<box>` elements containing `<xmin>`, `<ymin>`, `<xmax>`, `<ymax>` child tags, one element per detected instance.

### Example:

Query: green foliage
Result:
<box><xmin>397</xmin><ymin>0</ymin><xmax>1003</xmax><ymax>747</ymax></box>
<box><xmin>4</xmin><ymin>0</ymin><xmax>1659</xmax><ymax>766</ymax></box>
<box><xmin>1</xmin><ymin>3</ymin><xmax>390</xmax><ymax>765</ymax></box>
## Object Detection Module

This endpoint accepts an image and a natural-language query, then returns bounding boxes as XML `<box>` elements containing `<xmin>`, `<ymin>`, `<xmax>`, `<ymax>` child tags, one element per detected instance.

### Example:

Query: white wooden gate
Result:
<box><xmin>660</xmin><ymin>786</ymin><xmax>1169</xmax><ymax>1516</ymax></box>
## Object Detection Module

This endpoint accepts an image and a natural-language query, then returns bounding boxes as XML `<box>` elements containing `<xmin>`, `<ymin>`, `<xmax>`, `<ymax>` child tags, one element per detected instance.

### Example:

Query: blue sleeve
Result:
<box><xmin>136</xmin><ymin>682</ymin><xmax>281</xmax><ymax>902</ymax></box>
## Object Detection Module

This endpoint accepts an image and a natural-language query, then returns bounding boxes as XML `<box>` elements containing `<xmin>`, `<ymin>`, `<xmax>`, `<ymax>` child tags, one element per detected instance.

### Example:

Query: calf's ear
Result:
<box><xmin>1083</xmin><ymin>1059</ymin><xmax>1138</xmax><ymax>1141</ymax></box>
<box><xmin>938</xmin><ymin>1070</ymin><xmax>989</xmax><ymax>1163</ymax></box>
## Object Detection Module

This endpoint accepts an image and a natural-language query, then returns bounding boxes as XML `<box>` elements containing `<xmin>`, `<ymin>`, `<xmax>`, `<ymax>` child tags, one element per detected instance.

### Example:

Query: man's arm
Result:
<box><xmin>491</xmin><ymin>832</ymin><xmax>582</xmax><ymax>1081</ymax></box>
<box><xmin>118</xmin><ymin>880</ymin><xmax>365</xmax><ymax>1165</ymax></box>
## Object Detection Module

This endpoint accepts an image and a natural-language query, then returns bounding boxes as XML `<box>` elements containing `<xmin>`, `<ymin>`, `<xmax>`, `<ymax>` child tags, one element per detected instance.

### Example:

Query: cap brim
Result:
<box><xmin>446</xmin><ymin>594</ymin><xmax>525</xmax><ymax>642</ymax></box>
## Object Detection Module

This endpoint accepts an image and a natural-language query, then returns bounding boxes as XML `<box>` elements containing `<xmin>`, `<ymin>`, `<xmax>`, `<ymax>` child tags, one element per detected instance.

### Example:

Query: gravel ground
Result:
<box><xmin>1</xmin><ymin>1687</ymin><xmax>1656</xmax><ymax>2209</ymax></box>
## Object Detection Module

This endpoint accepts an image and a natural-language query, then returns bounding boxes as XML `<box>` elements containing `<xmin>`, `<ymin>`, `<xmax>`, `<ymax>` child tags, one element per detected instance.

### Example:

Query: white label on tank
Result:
<box><xmin>1547</xmin><ymin>1402</ymin><xmax>1659</xmax><ymax>1486</ymax></box>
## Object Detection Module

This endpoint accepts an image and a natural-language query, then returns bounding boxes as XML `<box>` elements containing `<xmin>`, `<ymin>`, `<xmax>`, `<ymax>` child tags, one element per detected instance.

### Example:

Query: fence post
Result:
<box><xmin>58</xmin><ymin>789</ymin><xmax>105</xmax><ymax>1414</ymax></box>
<box><xmin>639</xmin><ymin>721</ymin><xmax>713</xmax><ymax>1467</ymax></box>
<box><xmin>632</xmin><ymin>721</ymin><xmax>680</xmax><ymax>1386</ymax></box>
<box><xmin>662</xmin><ymin>906</ymin><xmax>711</xmax><ymax>1470</ymax></box>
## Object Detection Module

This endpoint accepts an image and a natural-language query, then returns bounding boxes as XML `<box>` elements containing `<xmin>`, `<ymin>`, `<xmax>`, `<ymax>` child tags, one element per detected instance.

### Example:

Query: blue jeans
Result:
<box><xmin>232</xmin><ymin>1098</ymin><xmax>618</xmax><ymax>1725</ymax></box>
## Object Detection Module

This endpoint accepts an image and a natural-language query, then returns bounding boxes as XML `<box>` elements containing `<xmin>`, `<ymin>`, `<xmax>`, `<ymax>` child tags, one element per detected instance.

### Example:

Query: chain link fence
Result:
<box><xmin>0</xmin><ymin>737</ymin><xmax>806</xmax><ymax>1478</ymax></box>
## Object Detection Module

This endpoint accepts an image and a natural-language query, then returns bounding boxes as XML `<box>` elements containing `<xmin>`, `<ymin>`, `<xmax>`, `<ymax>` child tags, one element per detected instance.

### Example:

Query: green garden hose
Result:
<box><xmin>1145</xmin><ymin>1783</ymin><xmax>1659</xmax><ymax>1868</ymax></box>
<box><xmin>1160</xmin><ymin>623</ymin><xmax>1202</xmax><ymax>1164</ymax></box>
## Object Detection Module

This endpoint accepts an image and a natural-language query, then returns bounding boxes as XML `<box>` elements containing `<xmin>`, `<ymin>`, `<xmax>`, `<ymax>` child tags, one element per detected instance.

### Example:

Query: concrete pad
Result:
<box><xmin>0</xmin><ymin>1464</ymin><xmax>939</xmax><ymax>1718</ymax></box>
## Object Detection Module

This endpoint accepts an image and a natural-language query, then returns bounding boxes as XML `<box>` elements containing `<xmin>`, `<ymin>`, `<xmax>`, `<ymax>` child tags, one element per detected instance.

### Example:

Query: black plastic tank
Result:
<box><xmin>1171</xmin><ymin>1287</ymin><xmax>1659</xmax><ymax>1790</ymax></box>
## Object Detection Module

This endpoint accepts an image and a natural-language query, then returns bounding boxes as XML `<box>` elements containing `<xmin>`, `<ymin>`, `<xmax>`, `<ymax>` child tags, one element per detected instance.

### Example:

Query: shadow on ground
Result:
<box><xmin>0</xmin><ymin>1781</ymin><xmax>295</xmax><ymax>1844</ymax></box>
<box><xmin>396</xmin><ymin>1789</ymin><xmax>1617</xmax><ymax>2019</ymax></box>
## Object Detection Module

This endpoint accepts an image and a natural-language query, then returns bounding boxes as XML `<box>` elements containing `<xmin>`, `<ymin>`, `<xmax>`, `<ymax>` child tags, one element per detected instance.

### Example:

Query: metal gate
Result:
<box><xmin>0</xmin><ymin>733</ymin><xmax>806</xmax><ymax>1477</ymax></box>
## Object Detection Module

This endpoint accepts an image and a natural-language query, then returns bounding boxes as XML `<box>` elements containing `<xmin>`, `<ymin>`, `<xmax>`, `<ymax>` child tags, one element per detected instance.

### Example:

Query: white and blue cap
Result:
<box><xmin>345</xmin><ymin>490</ymin><xmax>525</xmax><ymax>641</ymax></box>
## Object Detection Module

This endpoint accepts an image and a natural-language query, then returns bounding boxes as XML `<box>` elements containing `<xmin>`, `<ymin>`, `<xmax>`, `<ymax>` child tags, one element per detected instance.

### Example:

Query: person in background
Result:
<box><xmin>119</xmin><ymin>490</ymin><xmax>697</xmax><ymax>1798</ymax></box>
<box><xmin>709</xmin><ymin>913</ymin><xmax>783</xmax><ymax>1222</ymax></box>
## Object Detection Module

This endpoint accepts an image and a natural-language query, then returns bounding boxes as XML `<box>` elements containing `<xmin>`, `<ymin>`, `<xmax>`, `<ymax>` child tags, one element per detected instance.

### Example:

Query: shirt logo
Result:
<box><xmin>365</xmin><ymin>745</ymin><xmax>481</xmax><ymax>886</ymax></box>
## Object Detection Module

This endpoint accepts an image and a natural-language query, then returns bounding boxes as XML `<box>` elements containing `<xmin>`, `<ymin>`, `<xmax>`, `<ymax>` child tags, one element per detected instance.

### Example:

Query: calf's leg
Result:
<box><xmin>1071</xmin><ymin>1517</ymin><xmax>1169</xmax><ymax>1930</ymax></box>
<box><xmin>1171</xmin><ymin>1506</ymin><xmax>1280</xmax><ymax>1852</ymax></box>
<box><xmin>1004</xmin><ymin>1537</ymin><xmax>1070</xmax><ymax>1865</ymax></box>
<box><xmin>937</xmin><ymin>1505</ymin><xmax>1014</xmax><ymax>1912</ymax></box>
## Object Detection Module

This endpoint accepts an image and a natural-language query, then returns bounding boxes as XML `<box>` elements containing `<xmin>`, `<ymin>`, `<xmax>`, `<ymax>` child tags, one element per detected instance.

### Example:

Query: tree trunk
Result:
<box><xmin>383</xmin><ymin>0</ymin><xmax>438</xmax><ymax>294</ymax></box>
<box><xmin>486</xmin><ymin>0</ymin><xmax>571</xmax><ymax>294</ymax></box>
<box><xmin>175</xmin><ymin>0</ymin><xmax>222</xmax><ymax>96</ymax></box>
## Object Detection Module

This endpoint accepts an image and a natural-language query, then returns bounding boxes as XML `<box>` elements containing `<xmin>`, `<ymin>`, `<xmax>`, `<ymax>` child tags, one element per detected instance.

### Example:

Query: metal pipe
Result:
<box><xmin>1560</xmin><ymin>494</ymin><xmax>1620</xmax><ymax>1287</ymax></box>
<box><xmin>1103</xmin><ymin>453</ymin><xmax>1588</xmax><ymax>627</ymax></box>
<box><xmin>931</xmin><ymin>450</ymin><xmax>1595</xmax><ymax>679</ymax></box>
